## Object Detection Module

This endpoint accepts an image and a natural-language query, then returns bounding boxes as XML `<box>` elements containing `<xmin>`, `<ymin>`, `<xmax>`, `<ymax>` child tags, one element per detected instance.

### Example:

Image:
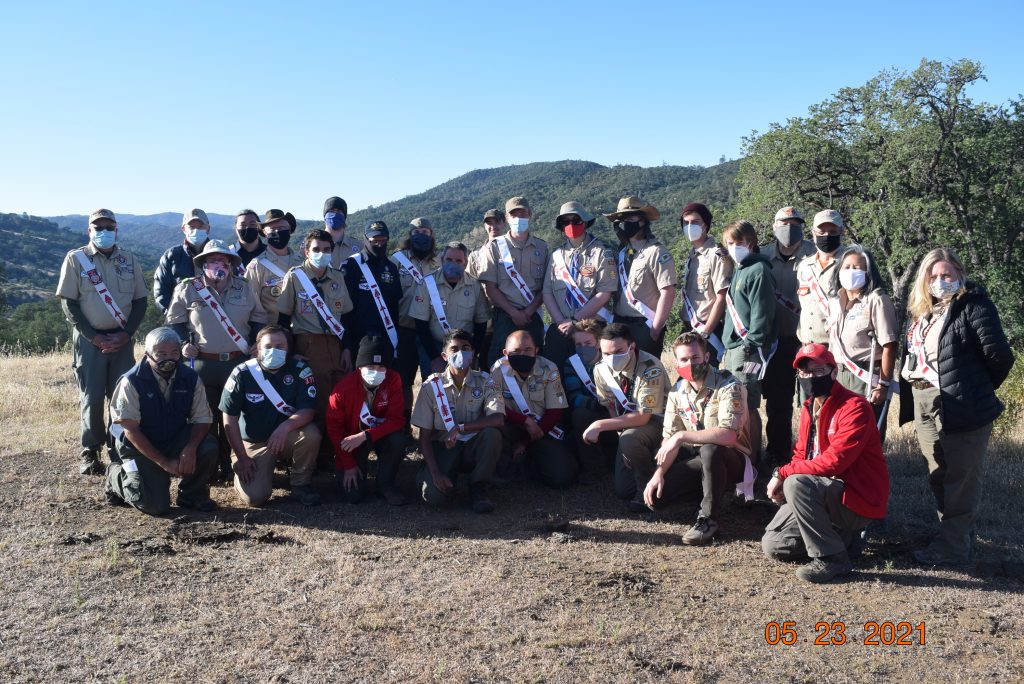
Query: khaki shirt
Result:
<box><xmin>391</xmin><ymin>249</ymin><xmax>439</xmax><ymax>328</ymax></box>
<box><xmin>613</xmin><ymin>239</ymin><xmax>677</xmax><ymax>318</ymax></box>
<box><xmin>490</xmin><ymin>355</ymin><xmax>567</xmax><ymax>416</ymax></box>
<box><xmin>56</xmin><ymin>244</ymin><xmax>148</xmax><ymax>330</ymax></box>
<box><xmin>830</xmin><ymin>289</ymin><xmax>898</xmax><ymax>365</ymax></box>
<box><xmin>411</xmin><ymin>368</ymin><xmax>503</xmax><ymax>431</ymax></box>
<box><xmin>683</xmin><ymin>236</ymin><xmax>733</xmax><ymax>323</ymax></box>
<box><xmin>165</xmin><ymin>276</ymin><xmax>267</xmax><ymax>354</ymax></box>
<box><xmin>795</xmin><ymin>250</ymin><xmax>842</xmax><ymax>344</ymax></box>
<box><xmin>277</xmin><ymin>263</ymin><xmax>354</xmax><ymax>335</ymax></box>
<box><xmin>662</xmin><ymin>369</ymin><xmax>750</xmax><ymax>456</ymax></box>
<box><xmin>110</xmin><ymin>367</ymin><xmax>212</xmax><ymax>425</ymax></box>
<box><xmin>476</xmin><ymin>234</ymin><xmax>550</xmax><ymax>309</ymax></box>
<box><xmin>760</xmin><ymin>240</ymin><xmax>816</xmax><ymax>338</ymax></box>
<box><xmin>542</xmin><ymin>235</ymin><xmax>618</xmax><ymax>320</ymax></box>
<box><xmin>408</xmin><ymin>269</ymin><xmax>490</xmax><ymax>344</ymax></box>
<box><xmin>244</xmin><ymin>249</ymin><xmax>304</xmax><ymax>325</ymax></box>
<box><xmin>330</xmin><ymin>233</ymin><xmax>362</xmax><ymax>270</ymax></box>
<box><xmin>593</xmin><ymin>350</ymin><xmax>667</xmax><ymax>416</ymax></box>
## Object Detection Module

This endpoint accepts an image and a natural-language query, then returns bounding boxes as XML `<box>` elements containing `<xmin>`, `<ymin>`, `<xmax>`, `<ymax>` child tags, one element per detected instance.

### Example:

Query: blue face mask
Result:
<box><xmin>185</xmin><ymin>227</ymin><xmax>209</xmax><ymax>246</ymax></box>
<box><xmin>91</xmin><ymin>229</ymin><xmax>116</xmax><ymax>249</ymax></box>
<box><xmin>260</xmin><ymin>347</ymin><xmax>287</xmax><ymax>370</ymax></box>
<box><xmin>325</xmin><ymin>212</ymin><xmax>346</xmax><ymax>230</ymax></box>
<box><xmin>442</xmin><ymin>262</ymin><xmax>464</xmax><ymax>281</ymax></box>
<box><xmin>574</xmin><ymin>346</ymin><xmax>597</xmax><ymax>365</ymax></box>
<box><xmin>410</xmin><ymin>232</ymin><xmax>433</xmax><ymax>254</ymax></box>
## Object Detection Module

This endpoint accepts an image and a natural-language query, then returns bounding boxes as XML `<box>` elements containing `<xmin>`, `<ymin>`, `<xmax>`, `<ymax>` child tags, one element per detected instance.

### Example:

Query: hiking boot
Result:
<box><xmin>847</xmin><ymin>529</ymin><xmax>868</xmax><ymax>561</ymax></box>
<box><xmin>380</xmin><ymin>487</ymin><xmax>409</xmax><ymax>507</ymax></box>
<box><xmin>103</xmin><ymin>465</ymin><xmax>127</xmax><ymax>507</ymax></box>
<box><xmin>912</xmin><ymin>545</ymin><xmax>968</xmax><ymax>567</ymax></box>
<box><xmin>469</xmin><ymin>482</ymin><xmax>495</xmax><ymax>514</ymax></box>
<box><xmin>177</xmin><ymin>496</ymin><xmax>218</xmax><ymax>513</ymax></box>
<box><xmin>682</xmin><ymin>515</ymin><xmax>718</xmax><ymax>546</ymax></box>
<box><xmin>795</xmin><ymin>553</ymin><xmax>854</xmax><ymax>583</ymax></box>
<box><xmin>625</xmin><ymin>495</ymin><xmax>649</xmax><ymax>513</ymax></box>
<box><xmin>79</xmin><ymin>450</ymin><xmax>104</xmax><ymax>476</ymax></box>
<box><xmin>291</xmin><ymin>484</ymin><xmax>322</xmax><ymax>507</ymax></box>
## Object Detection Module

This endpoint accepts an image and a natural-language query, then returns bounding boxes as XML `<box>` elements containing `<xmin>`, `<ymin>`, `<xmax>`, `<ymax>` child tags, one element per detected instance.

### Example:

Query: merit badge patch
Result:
<box><xmin>270</xmin><ymin>286</ymin><xmax>282</xmax><ymax>297</ymax></box>
<box><xmin>579</xmin><ymin>266</ymin><xmax>595</xmax><ymax>278</ymax></box>
<box><xmin>246</xmin><ymin>393</ymin><xmax>265</xmax><ymax>403</ymax></box>
<box><xmin>308</xmin><ymin>386</ymin><xmax>317</xmax><ymax>398</ymax></box>
<box><xmin>472</xmin><ymin>387</ymin><xmax>483</xmax><ymax>398</ymax></box>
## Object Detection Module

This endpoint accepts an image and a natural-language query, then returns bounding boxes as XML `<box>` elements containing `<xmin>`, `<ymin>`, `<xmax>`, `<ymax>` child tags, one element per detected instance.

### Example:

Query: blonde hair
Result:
<box><xmin>723</xmin><ymin>220</ymin><xmax>758</xmax><ymax>249</ymax></box>
<box><xmin>908</xmin><ymin>248</ymin><xmax>967</xmax><ymax>320</ymax></box>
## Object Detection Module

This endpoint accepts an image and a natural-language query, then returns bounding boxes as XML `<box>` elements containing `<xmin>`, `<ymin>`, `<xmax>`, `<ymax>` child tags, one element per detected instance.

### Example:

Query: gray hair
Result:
<box><xmin>441</xmin><ymin>241</ymin><xmax>469</xmax><ymax>260</ymax></box>
<box><xmin>144</xmin><ymin>326</ymin><xmax>181</xmax><ymax>354</ymax></box>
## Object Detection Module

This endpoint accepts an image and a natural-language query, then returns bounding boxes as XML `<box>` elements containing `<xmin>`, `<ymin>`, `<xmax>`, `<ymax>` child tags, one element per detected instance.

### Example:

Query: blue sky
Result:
<box><xmin>2</xmin><ymin>0</ymin><xmax>1021</xmax><ymax>218</ymax></box>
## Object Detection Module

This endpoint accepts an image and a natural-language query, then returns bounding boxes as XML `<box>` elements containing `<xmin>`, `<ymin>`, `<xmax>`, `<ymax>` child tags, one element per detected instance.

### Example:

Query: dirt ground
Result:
<box><xmin>1</xmin><ymin>351</ymin><xmax>1021</xmax><ymax>683</ymax></box>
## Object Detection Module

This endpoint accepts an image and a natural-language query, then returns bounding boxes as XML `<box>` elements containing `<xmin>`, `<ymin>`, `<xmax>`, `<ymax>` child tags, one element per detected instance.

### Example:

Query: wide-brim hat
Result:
<box><xmin>193</xmin><ymin>239</ymin><xmax>242</xmax><ymax>270</ymax></box>
<box><xmin>260</xmin><ymin>209</ymin><xmax>297</xmax><ymax>231</ymax></box>
<box><xmin>554</xmin><ymin>201</ymin><xmax>595</xmax><ymax>228</ymax></box>
<box><xmin>603</xmin><ymin>196</ymin><xmax>660</xmax><ymax>222</ymax></box>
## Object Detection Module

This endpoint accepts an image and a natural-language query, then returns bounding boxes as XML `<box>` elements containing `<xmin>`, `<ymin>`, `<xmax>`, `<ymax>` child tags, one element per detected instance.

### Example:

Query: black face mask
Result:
<box><xmin>620</xmin><ymin>220</ymin><xmax>644</xmax><ymax>240</ymax></box>
<box><xmin>268</xmin><ymin>229</ymin><xmax>291</xmax><ymax>250</ymax></box>
<box><xmin>814</xmin><ymin>234</ymin><xmax>841</xmax><ymax>253</ymax></box>
<box><xmin>366</xmin><ymin>242</ymin><xmax>388</xmax><ymax>259</ymax></box>
<box><xmin>507</xmin><ymin>354</ymin><xmax>537</xmax><ymax>375</ymax></box>
<box><xmin>799</xmin><ymin>374</ymin><xmax>835</xmax><ymax>398</ymax></box>
<box><xmin>236</xmin><ymin>227</ymin><xmax>259</xmax><ymax>244</ymax></box>
<box><xmin>149</xmin><ymin>355</ymin><xmax>178</xmax><ymax>376</ymax></box>
<box><xmin>410</xmin><ymin>233</ymin><xmax>433</xmax><ymax>257</ymax></box>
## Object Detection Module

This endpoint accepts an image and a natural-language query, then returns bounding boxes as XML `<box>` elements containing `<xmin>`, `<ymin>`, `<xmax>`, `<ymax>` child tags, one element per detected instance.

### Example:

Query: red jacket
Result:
<box><xmin>326</xmin><ymin>369</ymin><xmax>405</xmax><ymax>470</ymax></box>
<box><xmin>779</xmin><ymin>382</ymin><xmax>889</xmax><ymax>519</ymax></box>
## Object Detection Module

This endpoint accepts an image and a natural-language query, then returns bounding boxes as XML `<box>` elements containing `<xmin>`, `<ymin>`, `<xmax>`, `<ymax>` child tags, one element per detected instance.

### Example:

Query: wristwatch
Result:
<box><xmin>771</xmin><ymin>467</ymin><xmax>781</xmax><ymax>480</ymax></box>
<box><xmin>458</xmin><ymin>423</ymin><xmax>465</xmax><ymax>432</ymax></box>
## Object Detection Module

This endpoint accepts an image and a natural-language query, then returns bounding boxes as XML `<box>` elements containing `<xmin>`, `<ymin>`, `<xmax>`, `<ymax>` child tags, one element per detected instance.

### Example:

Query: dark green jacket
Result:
<box><xmin>723</xmin><ymin>252</ymin><xmax>777</xmax><ymax>350</ymax></box>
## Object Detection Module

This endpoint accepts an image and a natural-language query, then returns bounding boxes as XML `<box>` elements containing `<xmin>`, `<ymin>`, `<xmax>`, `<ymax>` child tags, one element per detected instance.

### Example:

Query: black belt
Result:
<box><xmin>93</xmin><ymin>328</ymin><xmax>123</xmax><ymax>335</ymax></box>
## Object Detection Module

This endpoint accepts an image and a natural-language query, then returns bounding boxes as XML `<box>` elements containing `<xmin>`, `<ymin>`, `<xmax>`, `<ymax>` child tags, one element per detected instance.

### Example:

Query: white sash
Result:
<box><xmin>594</xmin><ymin>362</ymin><xmax>638</xmax><ymax>415</ymax></box>
<box><xmin>775</xmin><ymin>289</ymin><xmax>800</xmax><ymax>314</ymax></box>
<box><xmin>73</xmin><ymin>250</ymin><xmax>127</xmax><ymax>328</ymax></box>
<box><xmin>568</xmin><ymin>354</ymin><xmax>599</xmax><ymax>398</ymax></box>
<box><xmin>244</xmin><ymin>359</ymin><xmax>294</xmax><ymax>416</ymax></box>
<box><xmin>907</xmin><ymin>314</ymin><xmax>944</xmax><ymax>389</ymax></box>
<box><xmin>428</xmin><ymin>375</ymin><xmax>474</xmax><ymax>441</ymax></box>
<box><xmin>191</xmin><ymin>279</ymin><xmax>249</xmax><ymax>353</ymax></box>
<box><xmin>292</xmin><ymin>269</ymin><xmax>347</xmax><ymax>342</ymax></box>
<box><xmin>676</xmin><ymin>386</ymin><xmax>704</xmax><ymax>430</ymax></box>
<box><xmin>799</xmin><ymin>265</ymin><xmax>831</xmax><ymax>319</ymax></box>
<box><xmin>682</xmin><ymin>292</ymin><xmax>726</xmax><ymax>356</ymax></box>
<box><xmin>392</xmin><ymin>251</ymin><xmax>426</xmax><ymax>285</ymax></box>
<box><xmin>422</xmin><ymin>275</ymin><xmax>452</xmax><ymax>334</ymax></box>
<box><xmin>500</xmin><ymin>362</ymin><xmax>564</xmax><ymax>440</ymax></box>
<box><xmin>495</xmin><ymin>236</ymin><xmax>535</xmax><ymax>304</ymax></box>
<box><xmin>829</xmin><ymin>303</ymin><xmax>879</xmax><ymax>389</ymax></box>
<box><xmin>258</xmin><ymin>256</ymin><xmax>287</xmax><ymax>279</ymax></box>
<box><xmin>725</xmin><ymin>293</ymin><xmax>775</xmax><ymax>380</ymax></box>
<box><xmin>616</xmin><ymin>249</ymin><xmax>655</xmax><ymax>328</ymax></box>
<box><xmin>359</xmin><ymin>401</ymin><xmax>384</xmax><ymax>428</ymax></box>
<box><xmin>349</xmin><ymin>255</ymin><xmax>400</xmax><ymax>353</ymax></box>
<box><xmin>552</xmin><ymin>249</ymin><xmax>613</xmax><ymax>322</ymax></box>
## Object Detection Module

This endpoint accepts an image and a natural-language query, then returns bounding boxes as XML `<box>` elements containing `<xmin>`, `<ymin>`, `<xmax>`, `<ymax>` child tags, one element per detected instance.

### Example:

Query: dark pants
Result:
<box><xmin>762</xmin><ymin>475</ymin><xmax>871</xmax><ymax>559</ymax></box>
<box><xmin>543</xmin><ymin>324</ymin><xmax>575</xmax><ymax>375</ymax></box>
<box><xmin>673</xmin><ymin>444</ymin><xmax>746</xmax><ymax>518</ymax></box>
<box><xmin>395</xmin><ymin>326</ymin><xmax>419</xmax><ymax>425</ymax></box>
<box><xmin>569</xmin><ymin>405</ymin><xmax>617</xmax><ymax>479</ymax></box>
<box><xmin>500</xmin><ymin>424</ymin><xmax>578</xmax><ymax>488</ymax></box>
<box><xmin>72</xmin><ymin>329</ymin><xmax>135</xmax><ymax>455</ymax></box>
<box><xmin>107</xmin><ymin>427</ymin><xmax>218</xmax><ymax>516</ymax></box>
<box><xmin>489</xmin><ymin>309</ymin><xmax>545</xmax><ymax>366</ymax></box>
<box><xmin>417</xmin><ymin>427</ymin><xmax>503</xmax><ymax>504</ymax></box>
<box><xmin>614</xmin><ymin>316</ymin><xmax>664</xmax><ymax>357</ymax></box>
<box><xmin>335</xmin><ymin>431</ymin><xmax>406</xmax><ymax>503</ymax></box>
<box><xmin>763</xmin><ymin>335</ymin><xmax>801</xmax><ymax>464</ymax></box>
<box><xmin>616</xmin><ymin>417</ymin><xmax>664</xmax><ymax>500</ymax></box>
<box><xmin>194</xmin><ymin>356</ymin><xmax>239</xmax><ymax>472</ymax></box>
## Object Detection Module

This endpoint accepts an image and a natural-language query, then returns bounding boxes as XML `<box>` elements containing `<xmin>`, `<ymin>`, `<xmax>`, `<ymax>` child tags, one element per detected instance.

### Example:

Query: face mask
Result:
<box><xmin>260</xmin><ymin>347</ymin><xmax>287</xmax><ymax>370</ymax></box>
<box><xmin>324</xmin><ymin>212</ymin><xmax>346</xmax><ymax>230</ymax></box>
<box><xmin>930</xmin><ymin>279</ymin><xmax>961</xmax><ymax>299</ymax></box>
<box><xmin>361</xmin><ymin>367</ymin><xmax>387</xmax><ymax>387</ymax></box>
<box><xmin>91</xmin><ymin>229</ymin><xmax>116</xmax><ymax>249</ymax></box>
<box><xmin>563</xmin><ymin>222</ymin><xmax>586</xmax><ymax>240</ymax></box>
<box><xmin>508</xmin><ymin>217</ymin><xmax>529</xmax><ymax>235</ymax></box>
<box><xmin>620</xmin><ymin>221</ymin><xmax>643</xmax><ymax>240</ymax></box>
<box><xmin>236</xmin><ymin>227</ymin><xmax>259</xmax><ymax>244</ymax></box>
<box><xmin>684</xmin><ymin>223</ymin><xmax>704</xmax><ymax>242</ymax></box>
<box><xmin>814</xmin><ymin>233</ymin><xmax>841</xmax><ymax>253</ymax></box>
<box><xmin>449</xmin><ymin>350</ymin><xmax>473</xmax><ymax>371</ymax></box>
<box><xmin>410</xmin><ymin>233</ymin><xmax>433</xmax><ymax>255</ymax></box>
<box><xmin>728</xmin><ymin>244</ymin><xmax>750</xmax><ymax>264</ymax></box>
<box><xmin>268</xmin><ymin>229</ymin><xmax>291</xmax><ymax>250</ymax></box>
<box><xmin>185</xmin><ymin>228</ymin><xmax>209</xmax><ymax>246</ymax></box>
<box><xmin>308</xmin><ymin>251</ymin><xmax>332</xmax><ymax>270</ymax></box>
<box><xmin>608</xmin><ymin>349</ymin><xmax>633</xmax><ymax>372</ymax></box>
<box><xmin>366</xmin><ymin>242</ymin><xmax>388</xmax><ymax>259</ymax></box>
<box><xmin>507</xmin><ymin>354</ymin><xmax>536</xmax><ymax>375</ymax></box>
<box><xmin>839</xmin><ymin>268</ymin><xmax>866</xmax><ymax>291</ymax></box>
<box><xmin>442</xmin><ymin>262</ymin><xmax>464</xmax><ymax>281</ymax></box>
<box><xmin>676</xmin><ymin>361</ymin><xmax>709</xmax><ymax>383</ymax></box>
<box><xmin>574</xmin><ymin>346</ymin><xmax>597</xmax><ymax>365</ymax></box>
<box><xmin>773</xmin><ymin>224</ymin><xmax>803</xmax><ymax>248</ymax></box>
<box><xmin>149</xmin><ymin>355</ymin><xmax>178</xmax><ymax>375</ymax></box>
<box><xmin>203</xmin><ymin>263</ymin><xmax>228</xmax><ymax>281</ymax></box>
<box><xmin>799</xmin><ymin>374</ymin><xmax>834</xmax><ymax>398</ymax></box>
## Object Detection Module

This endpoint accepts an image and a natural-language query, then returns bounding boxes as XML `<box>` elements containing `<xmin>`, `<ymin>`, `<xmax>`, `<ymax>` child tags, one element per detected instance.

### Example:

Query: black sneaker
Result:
<box><xmin>79</xmin><ymin>450</ymin><xmax>103</xmax><ymax>476</ymax></box>
<box><xmin>177</xmin><ymin>497</ymin><xmax>218</xmax><ymax>513</ymax></box>
<box><xmin>626</xmin><ymin>495</ymin><xmax>649</xmax><ymax>513</ymax></box>
<box><xmin>682</xmin><ymin>515</ymin><xmax>718</xmax><ymax>546</ymax></box>
<box><xmin>291</xmin><ymin>484</ymin><xmax>322</xmax><ymax>507</ymax></box>
<box><xmin>795</xmin><ymin>553</ymin><xmax>853</xmax><ymax>583</ymax></box>
<box><xmin>469</xmin><ymin>483</ymin><xmax>495</xmax><ymax>514</ymax></box>
<box><xmin>380</xmin><ymin>487</ymin><xmax>409</xmax><ymax>507</ymax></box>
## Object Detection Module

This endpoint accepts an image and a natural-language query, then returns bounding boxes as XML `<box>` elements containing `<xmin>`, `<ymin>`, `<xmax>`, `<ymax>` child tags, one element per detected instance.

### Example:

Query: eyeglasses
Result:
<box><xmin>557</xmin><ymin>218</ymin><xmax>585</xmax><ymax>227</ymax></box>
<box><xmin>796</xmin><ymin>367</ymin><xmax>831</xmax><ymax>378</ymax></box>
<box><xmin>91</xmin><ymin>225</ymin><xmax>116</xmax><ymax>232</ymax></box>
<box><xmin>612</xmin><ymin>218</ymin><xmax>645</xmax><ymax>229</ymax></box>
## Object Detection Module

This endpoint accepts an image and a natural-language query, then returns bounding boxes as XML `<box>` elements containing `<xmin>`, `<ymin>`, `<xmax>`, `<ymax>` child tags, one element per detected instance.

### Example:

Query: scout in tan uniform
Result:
<box><xmin>412</xmin><ymin>329</ymin><xmax>505</xmax><ymax>512</ymax></box>
<box><xmin>244</xmin><ymin>209</ymin><xmax>304</xmax><ymax>325</ymax></box>
<box><xmin>760</xmin><ymin>206</ymin><xmax>817</xmax><ymax>469</ymax></box>
<box><xmin>679</xmin><ymin>202</ymin><xmax>731</xmax><ymax>364</ymax></box>
<box><xmin>541</xmin><ymin>201</ymin><xmax>617</xmax><ymax>371</ymax></box>
<box><xmin>606</xmin><ymin>197</ymin><xmax>677</xmax><ymax>356</ymax></box>
<box><xmin>491</xmin><ymin>330</ymin><xmax>576</xmax><ymax>488</ymax></box>
<box><xmin>465</xmin><ymin>208</ymin><xmax>506</xmax><ymax>368</ymax></box>
<box><xmin>167</xmin><ymin>240</ymin><xmax>267</xmax><ymax>479</ymax></box>
<box><xmin>409</xmin><ymin>242</ymin><xmax>489</xmax><ymax>371</ymax></box>
<box><xmin>323</xmin><ymin>196</ymin><xmax>362</xmax><ymax>269</ymax></box>
<box><xmin>583</xmin><ymin>323</ymin><xmax>667</xmax><ymax>508</ymax></box>
<box><xmin>654</xmin><ymin>333</ymin><xmax>751</xmax><ymax>545</ymax></box>
<box><xmin>56</xmin><ymin>208</ymin><xmax>149</xmax><ymax>474</ymax></box>
<box><xmin>828</xmin><ymin>245</ymin><xmax>898</xmax><ymax>437</ymax></box>
<box><xmin>796</xmin><ymin>209</ymin><xmax>846</xmax><ymax>345</ymax></box>
<box><xmin>476</xmin><ymin>197</ymin><xmax>549</xmax><ymax>364</ymax></box>
<box><xmin>391</xmin><ymin>217</ymin><xmax>440</xmax><ymax>411</ymax></box>
<box><xmin>276</xmin><ymin>229</ymin><xmax>354</xmax><ymax>447</ymax></box>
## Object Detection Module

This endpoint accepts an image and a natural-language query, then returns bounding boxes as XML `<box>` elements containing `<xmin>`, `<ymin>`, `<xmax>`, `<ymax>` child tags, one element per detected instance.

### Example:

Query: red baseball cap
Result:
<box><xmin>792</xmin><ymin>343</ymin><xmax>836</xmax><ymax>369</ymax></box>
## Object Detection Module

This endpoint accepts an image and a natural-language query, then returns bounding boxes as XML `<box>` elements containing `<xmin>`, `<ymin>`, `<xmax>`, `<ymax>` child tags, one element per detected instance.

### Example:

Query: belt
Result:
<box><xmin>93</xmin><ymin>328</ymin><xmax>123</xmax><ymax>335</ymax></box>
<box><xmin>197</xmin><ymin>351</ymin><xmax>245</xmax><ymax>361</ymax></box>
<box><xmin>911</xmin><ymin>379</ymin><xmax>934</xmax><ymax>390</ymax></box>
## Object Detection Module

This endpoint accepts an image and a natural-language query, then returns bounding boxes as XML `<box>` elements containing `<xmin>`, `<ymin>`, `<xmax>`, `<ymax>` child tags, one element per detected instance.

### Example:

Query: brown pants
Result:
<box><xmin>232</xmin><ymin>424</ymin><xmax>321</xmax><ymax>506</ymax></box>
<box><xmin>294</xmin><ymin>333</ymin><xmax>346</xmax><ymax>440</ymax></box>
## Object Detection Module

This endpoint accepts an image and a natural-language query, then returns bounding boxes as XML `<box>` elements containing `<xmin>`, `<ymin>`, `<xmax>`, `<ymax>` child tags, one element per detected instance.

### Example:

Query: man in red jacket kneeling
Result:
<box><xmin>326</xmin><ymin>336</ymin><xmax>407</xmax><ymax>505</ymax></box>
<box><xmin>761</xmin><ymin>343</ymin><xmax>889</xmax><ymax>583</ymax></box>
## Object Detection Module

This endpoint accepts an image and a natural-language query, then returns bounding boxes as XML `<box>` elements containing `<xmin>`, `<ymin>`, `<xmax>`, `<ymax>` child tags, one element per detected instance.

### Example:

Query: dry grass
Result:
<box><xmin>0</xmin><ymin>351</ymin><xmax>1021</xmax><ymax>683</ymax></box>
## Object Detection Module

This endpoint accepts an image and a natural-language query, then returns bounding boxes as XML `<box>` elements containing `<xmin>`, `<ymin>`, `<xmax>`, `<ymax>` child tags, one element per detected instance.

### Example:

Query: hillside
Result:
<box><xmin>46</xmin><ymin>211</ymin><xmax>237</xmax><ymax>259</ymax></box>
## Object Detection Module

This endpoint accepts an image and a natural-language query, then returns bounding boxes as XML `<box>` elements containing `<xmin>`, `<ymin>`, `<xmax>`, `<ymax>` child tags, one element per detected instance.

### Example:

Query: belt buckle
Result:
<box><xmin>219</xmin><ymin>352</ymin><xmax>233</xmax><ymax>362</ymax></box>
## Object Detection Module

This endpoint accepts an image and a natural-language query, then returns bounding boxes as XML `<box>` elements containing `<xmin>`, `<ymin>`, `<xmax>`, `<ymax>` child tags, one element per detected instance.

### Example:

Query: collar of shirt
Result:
<box><xmin>562</xmin><ymin>234</ymin><xmax>597</xmax><ymax>254</ymax></box>
<box><xmin>692</xmin><ymin>235</ymin><xmax>717</xmax><ymax>254</ymax></box>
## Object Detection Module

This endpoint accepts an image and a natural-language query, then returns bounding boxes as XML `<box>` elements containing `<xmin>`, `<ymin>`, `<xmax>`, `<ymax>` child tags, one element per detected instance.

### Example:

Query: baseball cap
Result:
<box><xmin>182</xmin><ymin>208</ymin><xmax>210</xmax><ymax>228</ymax></box>
<box><xmin>812</xmin><ymin>209</ymin><xmax>844</xmax><ymax>230</ymax></box>
<box><xmin>88</xmin><ymin>208</ymin><xmax>116</xmax><ymax>225</ymax></box>
<box><xmin>792</xmin><ymin>343</ymin><xmax>836</xmax><ymax>369</ymax></box>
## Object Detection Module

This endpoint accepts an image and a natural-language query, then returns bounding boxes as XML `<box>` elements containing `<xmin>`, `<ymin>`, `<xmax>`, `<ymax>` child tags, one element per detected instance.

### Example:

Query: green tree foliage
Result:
<box><xmin>736</xmin><ymin>59</ymin><xmax>1024</xmax><ymax>340</ymax></box>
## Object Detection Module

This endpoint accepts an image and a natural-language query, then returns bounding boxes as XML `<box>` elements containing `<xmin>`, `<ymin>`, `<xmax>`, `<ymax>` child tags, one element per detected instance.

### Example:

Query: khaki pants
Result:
<box><xmin>417</xmin><ymin>427</ymin><xmax>503</xmax><ymax>505</ymax></box>
<box><xmin>294</xmin><ymin>334</ymin><xmax>346</xmax><ymax>423</ymax></box>
<box><xmin>912</xmin><ymin>385</ymin><xmax>992</xmax><ymax>562</ymax></box>
<box><xmin>232</xmin><ymin>424</ymin><xmax>321</xmax><ymax>506</ymax></box>
<box><xmin>72</xmin><ymin>329</ymin><xmax>135</xmax><ymax>454</ymax></box>
<box><xmin>761</xmin><ymin>474</ymin><xmax>871</xmax><ymax>559</ymax></box>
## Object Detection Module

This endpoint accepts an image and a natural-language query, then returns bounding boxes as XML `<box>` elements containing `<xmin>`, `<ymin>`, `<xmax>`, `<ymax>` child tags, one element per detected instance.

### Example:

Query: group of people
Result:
<box><xmin>55</xmin><ymin>195</ymin><xmax>1013</xmax><ymax>583</ymax></box>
